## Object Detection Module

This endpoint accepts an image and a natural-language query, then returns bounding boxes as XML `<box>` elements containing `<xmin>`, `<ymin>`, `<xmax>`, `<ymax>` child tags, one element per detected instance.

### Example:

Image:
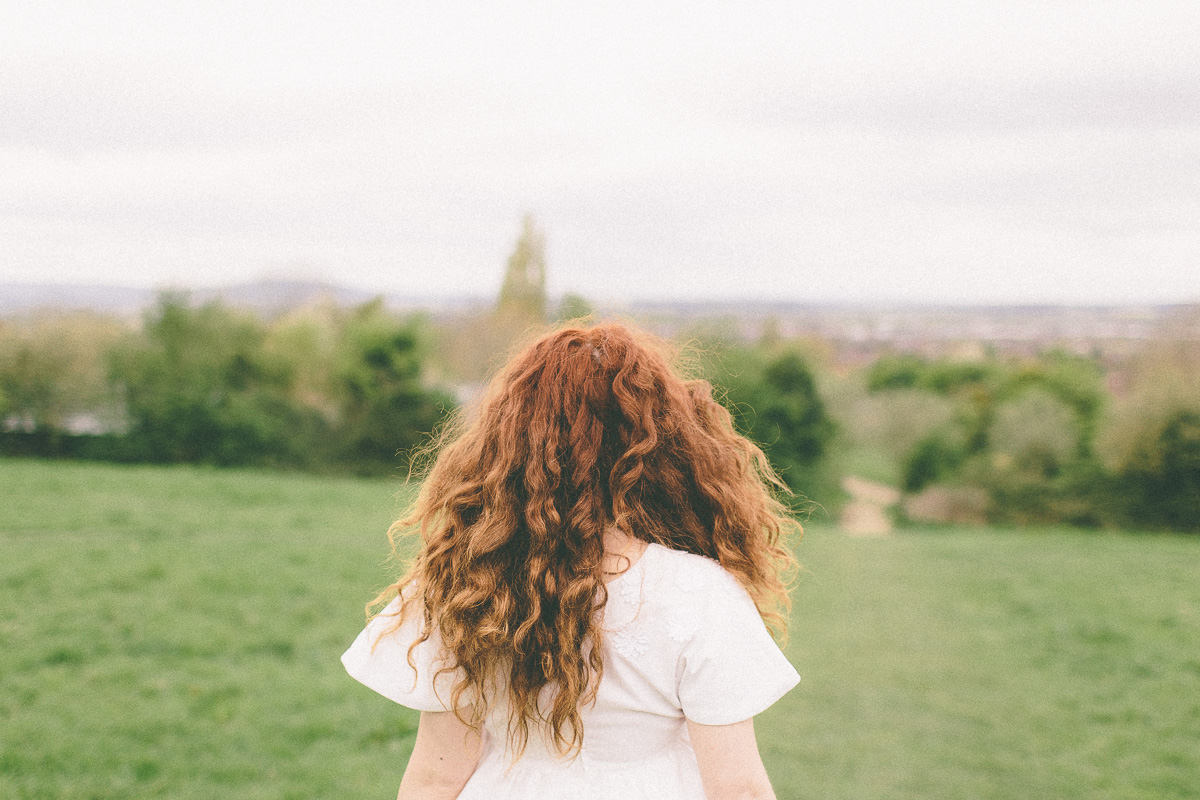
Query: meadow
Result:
<box><xmin>1</xmin><ymin>459</ymin><xmax>1197</xmax><ymax>799</ymax></box>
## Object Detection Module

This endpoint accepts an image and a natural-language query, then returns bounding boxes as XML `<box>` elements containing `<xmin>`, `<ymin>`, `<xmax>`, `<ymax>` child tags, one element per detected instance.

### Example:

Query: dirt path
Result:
<box><xmin>839</xmin><ymin>476</ymin><xmax>901</xmax><ymax>536</ymax></box>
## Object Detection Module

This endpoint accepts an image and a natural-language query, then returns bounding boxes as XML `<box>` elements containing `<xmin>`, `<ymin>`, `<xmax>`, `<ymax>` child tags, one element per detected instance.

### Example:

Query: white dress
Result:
<box><xmin>341</xmin><ymin>542</ymin><xmax>800</xmax><ymax>799</ymax></box>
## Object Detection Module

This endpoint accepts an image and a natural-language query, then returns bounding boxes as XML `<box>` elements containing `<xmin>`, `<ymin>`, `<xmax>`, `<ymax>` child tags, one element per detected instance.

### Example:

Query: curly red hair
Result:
<box><xmin>372</xmin><ymin>322</ymin><xmax>799</xmax><ymax>758</ymax></box>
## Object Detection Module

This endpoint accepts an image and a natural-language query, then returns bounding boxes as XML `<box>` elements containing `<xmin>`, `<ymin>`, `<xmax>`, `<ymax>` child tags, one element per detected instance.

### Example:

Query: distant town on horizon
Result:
<box><xmin>3</xmin><ymin>278</ymin><xmax>1198</xmax><ymax>368</ymax></box>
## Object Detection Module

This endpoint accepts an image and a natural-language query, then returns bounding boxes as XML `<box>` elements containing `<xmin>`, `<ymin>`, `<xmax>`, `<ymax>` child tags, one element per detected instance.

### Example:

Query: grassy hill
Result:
<box><xmin>1</xmin><ymin>459</ymin><xmax>1197</xmax><ymax>799</ymax></box>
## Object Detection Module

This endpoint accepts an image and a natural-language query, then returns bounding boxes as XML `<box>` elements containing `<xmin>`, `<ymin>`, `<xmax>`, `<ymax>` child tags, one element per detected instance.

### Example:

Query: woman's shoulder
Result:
<box><xmin>644</xmin><ymin>543</ymin><xmax>745</xmax><ymax>598</ymax></box>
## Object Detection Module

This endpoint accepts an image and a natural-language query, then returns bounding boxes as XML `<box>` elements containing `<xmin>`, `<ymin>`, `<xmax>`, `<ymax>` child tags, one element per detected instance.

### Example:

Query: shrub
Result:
<box><xmin>990</xmin><ymin>388</ymin><xmax>1078</xmax><ymax>476</ymax></box>
<box><xmin>332</xmin><ymin>301</ymin><xmax>454</xmax><ymax>472</ymax></box>
<box><xmin>832</xmin><ymin>386</ymin><xmax>958</xmax><ymax>485</ymax></box>
<box><xmin>0</xmin><ymin>312</ymin><xmax>124</xmax><ymax>435</ymax></box>
<box><xmin>902</xmin><ymin>433</ymin><xmax>966</xmax><ymax>493</ymax></box>
<box><xmin>709</xmin><ymin>346</ymin><xmax>838</xmax><ymax>504</ymax></box>
<box><xmin>980</xmin><ymin>458</ymin><xmax>1114</xmax><ymax>527</ymax></box>
<box><xmin>108</xmin><ymin>294</ymin><xmax>328</xmax><ymax>467</ymax></box>
<box><xmin>1115</xmin><ymin>409</ymin><xmax>1200</xmax><ymax>532</ymax></box>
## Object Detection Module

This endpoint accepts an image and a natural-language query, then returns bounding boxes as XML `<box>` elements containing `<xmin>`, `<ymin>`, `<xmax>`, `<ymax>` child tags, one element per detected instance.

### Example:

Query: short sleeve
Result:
<box><xmin>340</xmin><ymin>596</ymin><xmax>461</xmax><ymax>712</ymax></box>
<box><xmin>676</xmin><ymin>571</ymin><xmax>800</xmax><ymax>726</ymax></box>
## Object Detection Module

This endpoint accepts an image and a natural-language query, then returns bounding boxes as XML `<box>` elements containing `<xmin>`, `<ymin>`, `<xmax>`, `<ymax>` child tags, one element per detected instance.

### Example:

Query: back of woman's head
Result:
<box><xmin>378</xmin><ymin>321</ymin><xmax>798</xmax><ymax>758</ymax></box>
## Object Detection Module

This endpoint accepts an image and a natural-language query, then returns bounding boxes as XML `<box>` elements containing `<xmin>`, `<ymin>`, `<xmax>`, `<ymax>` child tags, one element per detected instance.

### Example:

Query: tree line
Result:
<box><xmin>0</xmin><ymin>294</ymin><xmax>451</xmax><ymax>474</ymax></box>
<box><xmin>2</xmin><ymin>292</ymin><xmax>1197</xmax><ymax>531</ymax></box>
<box><xmin>853</xmin><ymin>338</ymin><xmax>1200</xmax><ymax>532</ymax></box>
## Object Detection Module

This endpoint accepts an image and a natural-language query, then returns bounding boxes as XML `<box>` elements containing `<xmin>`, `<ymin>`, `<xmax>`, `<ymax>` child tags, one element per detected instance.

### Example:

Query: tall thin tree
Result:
<box><xmin>496</xmin><ymin>214</ymin><xmax>547</xmax><ymax>323</ymax></box>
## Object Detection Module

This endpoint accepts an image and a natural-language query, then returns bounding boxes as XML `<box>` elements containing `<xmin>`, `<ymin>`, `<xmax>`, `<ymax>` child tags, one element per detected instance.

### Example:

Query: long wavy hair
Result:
<box><xmin>371</xmin><ymin>322</ymin><xmax>799</xmax><ymax>759</ymax></box>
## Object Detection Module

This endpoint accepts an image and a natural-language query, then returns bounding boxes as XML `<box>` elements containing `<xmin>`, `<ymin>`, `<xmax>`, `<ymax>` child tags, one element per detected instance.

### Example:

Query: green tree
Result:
<box><xmin>902</xmin><ymin>433</ymin><xmax>965</xmax><ymax>493</ymax></box>
<box><xmin>867</xmin><ymin>354</ymin><xmax>1001</xmax><ymax>453</ymax></box>
<box><xmin>496</xmin><ymin>214</ymin><xmax>547</xmax><ymax>324</ymax></box>
<box><xmin>333</xmin><ymin>300</ymin><xmax>454</xmax><ymax>471</ymax></box>
<box><xmin>713</xmin><ymin>347</ymin><xmax>838</xmax><ymax>502</ymax></box>
<box><xmin>109</xmin><ymin>293</ymin><xmax>324</xmax><ymax>466</ymax></box>
<box><xmin>1002</xmin><ymin>351</ymin><xmax>1105</xmax><ymax>459</ymax></box>
<box><xmin>1113</xmin><ymin>409</ymin><xmax>1200</xmax><ymax>532</ymax></box>
<box><xmin>863</xmin><ymin>350</ymin><xmax>1112</xmax><ymax>525</ymax></box>
<box><xmin>436</xmin><ymin>215</ymin><xmax>552</xmax><ymax>384</ymax></box>
<box><xmin>1095</xmin><ymin>324</ymin><xmax>1200</xmax><ymax>530</ymax></box>
<box><xmin>0</xmin><ymin>312</ymin><xmax>123</xmax><ymax>435</ymax></box>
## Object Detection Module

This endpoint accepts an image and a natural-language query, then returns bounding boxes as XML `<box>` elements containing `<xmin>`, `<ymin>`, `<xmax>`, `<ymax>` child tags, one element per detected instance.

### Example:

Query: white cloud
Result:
<box><xmin>1</xmin><ymin>1</ymin><xmax>1198</xmax><ymax>303</ymax></box>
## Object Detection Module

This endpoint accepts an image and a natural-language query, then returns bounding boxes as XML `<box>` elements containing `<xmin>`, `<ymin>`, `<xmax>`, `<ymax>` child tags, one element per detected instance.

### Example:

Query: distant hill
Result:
<box><xmin>0</xmin><ymin>283</ymin><xmax>154</xmax><ymax>316</ymax></box>
<box><xmin>195</xmin><ymin>280</ymin><xmax>378</xmax><ymax>316</ymax></box>
<box><xmin>0</xmin><ymin>280</ymin><xmax>488</xmax><ymax>317</ymax></box>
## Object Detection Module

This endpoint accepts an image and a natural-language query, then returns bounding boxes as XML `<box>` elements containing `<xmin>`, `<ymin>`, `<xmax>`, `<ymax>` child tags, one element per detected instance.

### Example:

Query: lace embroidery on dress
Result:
<box><xmin>610</xmin><ymin>626</ymin><xmax>651</xmax><ymax>658</ymax></box>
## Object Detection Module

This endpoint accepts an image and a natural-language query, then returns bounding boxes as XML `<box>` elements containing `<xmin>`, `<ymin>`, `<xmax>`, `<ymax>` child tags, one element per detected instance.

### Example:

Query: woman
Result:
<box><xmin>342</xmin><ymin>322</ymin><xmax>801</xmax><ymax>799</ymax></box>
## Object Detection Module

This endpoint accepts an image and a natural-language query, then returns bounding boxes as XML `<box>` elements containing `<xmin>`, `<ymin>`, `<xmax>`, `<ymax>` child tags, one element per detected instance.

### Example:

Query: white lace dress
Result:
<box><xmin>341</xmin><ymin>543</ymin><xmax>800</xmax><ymax>799</ymax></box>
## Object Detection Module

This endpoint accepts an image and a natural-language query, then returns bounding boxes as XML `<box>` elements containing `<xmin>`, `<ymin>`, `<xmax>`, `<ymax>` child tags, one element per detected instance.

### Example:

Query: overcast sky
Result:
<box><xmin>2</xmin><ymin>1</ymin><xmax>1198</xmax><ymax>305</ymax></box>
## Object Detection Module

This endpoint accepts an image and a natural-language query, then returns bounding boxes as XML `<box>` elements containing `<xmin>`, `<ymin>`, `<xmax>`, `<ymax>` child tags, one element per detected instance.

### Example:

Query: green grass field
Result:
<box><xmin>2</xmin><ymin>459</ymin><xmax>1198</xmax><ymax>799</ymax></box>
